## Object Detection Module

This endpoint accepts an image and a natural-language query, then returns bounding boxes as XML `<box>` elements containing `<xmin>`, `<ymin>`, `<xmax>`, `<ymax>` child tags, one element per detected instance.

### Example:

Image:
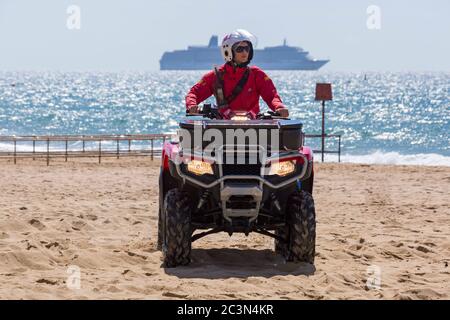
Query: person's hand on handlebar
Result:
<box><xmin>276</xmin><ymin>107</ymin><xmax>289</xmax><ymax>118</ymax></box>
<box><xmin>187</xmin><ymin>105</ymin><xmax>200</xmax><ymax>114</ymax></box>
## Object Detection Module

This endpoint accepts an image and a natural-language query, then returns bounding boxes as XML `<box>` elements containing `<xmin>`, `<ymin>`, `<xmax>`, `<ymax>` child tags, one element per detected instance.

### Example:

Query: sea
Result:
<box><xmin>0</xmin><ymin>71</ymin><xmax>448</xmax><ymax>166</ymax></box>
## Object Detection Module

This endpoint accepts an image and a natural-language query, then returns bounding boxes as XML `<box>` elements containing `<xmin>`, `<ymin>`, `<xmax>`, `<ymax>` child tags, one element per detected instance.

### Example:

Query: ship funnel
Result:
<box><xmin>208</xmin><ymin>35</ymin><xmax>218</xmax><ymax>47</ymax></box>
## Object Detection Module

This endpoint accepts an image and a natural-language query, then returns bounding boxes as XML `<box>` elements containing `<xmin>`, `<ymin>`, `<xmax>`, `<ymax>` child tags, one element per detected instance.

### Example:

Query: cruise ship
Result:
<box><xmin>160</xmin><ymin>35</ymin><xmax>329</xmax><ymax>70</ymax></box>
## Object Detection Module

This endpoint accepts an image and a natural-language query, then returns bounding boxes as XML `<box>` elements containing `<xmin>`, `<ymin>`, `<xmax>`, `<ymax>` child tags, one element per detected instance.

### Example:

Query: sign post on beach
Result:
<box><xmin>315</xmin><ymin>83</ymin><xmax>333</xmax><ymax>162</ymax></box>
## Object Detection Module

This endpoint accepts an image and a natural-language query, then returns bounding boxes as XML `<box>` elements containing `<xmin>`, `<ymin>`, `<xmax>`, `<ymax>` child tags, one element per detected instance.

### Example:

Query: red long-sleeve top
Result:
<box><xmin>185</xmin><ymin>63</ymin><xmax>285</xmax><ymax>117</ymax></box>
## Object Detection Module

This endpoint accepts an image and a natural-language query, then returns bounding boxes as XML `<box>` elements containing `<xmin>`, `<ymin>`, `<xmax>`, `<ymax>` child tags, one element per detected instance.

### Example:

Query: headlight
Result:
<box><xmin>231</xmin><ymin>115</ymin><xmax>249</xmax><ymax>121</ymax></box>
<box><xmin>186</xmin><ymin>159</ymin><xmax>213</xmax><ymax>175</ymax></box>
<box><xmin>268</xmin><ymin>160</ymin><xmax>295</xmax><ymax>176</ymax></box>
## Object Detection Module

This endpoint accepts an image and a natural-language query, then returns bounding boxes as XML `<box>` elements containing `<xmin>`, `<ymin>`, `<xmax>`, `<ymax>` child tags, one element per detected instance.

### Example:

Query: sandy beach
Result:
<box><xmin>0</xmin><ymin>157</ymin><xmax>448</xmax><ymax>300</ymax></box>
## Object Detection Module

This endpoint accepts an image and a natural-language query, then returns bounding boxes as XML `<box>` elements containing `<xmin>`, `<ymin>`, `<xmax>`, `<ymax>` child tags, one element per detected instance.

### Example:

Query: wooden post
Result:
<box><xmin>33</xmin><ymin>138</ymin><xmax>35</xmax><ymax>161</ymax></box>
<box><xmin>47</xmin><ymin>138</ymin><xmax>50</xmax><ymax>166</ymax></box>
<box><xmin>82</xmin><ymin>135</ymin><xmax>85</xmax><ymax>153</ymax></box>
<box><xmin>65</xmin><ymin>139</ymin><xmax>68</xmax><ymax>162</ymax></box>
<box><xmin>117</xmin><ymin>139</ymin><xmax>119</xmax><ymax>159</ymax></box>
<box><xmin>151</xmin><ymin>139</ymin><xmax>154</xmax><ymax>160</ymax></box>
<box><xmin>99</xmin><ymin>140</ymin><xmax>102</xmax><ymax>164</ymax></box>
<box><xmin>13</xmin><ymin>138</ymin><xmax>16</xmax><ymax>164</ymax></box>
<box><xmin>338</xmin><ymin>135</ymin><xmax>341</xmax><ymax>163</ymax></box>
<box><xmin>128</xmin><ymin>139</ymin><xmax>131</xmax><ymax>153</ymax></box>
<box><xmin>315</xmin><ymin>83</ymin><xmax>332</xmax><ymax>163</ymax></box>
<box><xmin>321</xmin><ymin>100</ymin><xmax>325</xmax><ymax>163</ymax></box>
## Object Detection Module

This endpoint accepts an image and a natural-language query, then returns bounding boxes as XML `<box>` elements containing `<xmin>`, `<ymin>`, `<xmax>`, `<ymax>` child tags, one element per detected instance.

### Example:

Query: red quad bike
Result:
<box><xmin>158</xmin><ymin>104</ymin><xmax>315</xmax><ymax>267</ymax></box>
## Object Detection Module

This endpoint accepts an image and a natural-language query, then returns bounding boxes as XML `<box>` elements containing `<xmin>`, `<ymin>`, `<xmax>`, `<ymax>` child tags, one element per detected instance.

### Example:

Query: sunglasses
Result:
<box><xmin>234</xmin><ymin>45</ymin><xmax>250</xmax><ymax>53</ymax></box>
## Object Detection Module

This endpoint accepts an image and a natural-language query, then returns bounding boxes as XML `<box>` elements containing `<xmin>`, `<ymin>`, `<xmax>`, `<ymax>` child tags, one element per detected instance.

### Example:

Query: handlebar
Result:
<box><xmin>186</xmin><ymin>103</ymin><xmax>222</xmax><ymax>119</ymax></box>
<box><xmin>256</xmin><ymin>110</ymin><xmax>288</xmax><ymax>120</ymax></box>
<box><xmin>186</xmin><ymin>104</ymin><xmax>289</xmax><ymax>120</ymax></box>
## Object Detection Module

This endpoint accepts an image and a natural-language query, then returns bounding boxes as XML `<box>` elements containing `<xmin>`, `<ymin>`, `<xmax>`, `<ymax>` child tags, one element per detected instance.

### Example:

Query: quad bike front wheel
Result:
<box><xmin>275</xmin><ymin>190</ymin><xmax>316</xmax><ymax>264</ymax></box>
<box><xmin>162</xmin><ymin>188</ymin><xmax>192</xmax><ymax>267</ymax></box>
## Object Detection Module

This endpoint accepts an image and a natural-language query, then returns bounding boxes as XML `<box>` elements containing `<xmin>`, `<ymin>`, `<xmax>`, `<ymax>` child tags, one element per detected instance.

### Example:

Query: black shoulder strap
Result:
<box><xmin>213</xmin><ymin>67</ymin><xmax>227</xmax><ymax>107</ymax></box>
<box><xmin>213</xmin><ymin>67</ymin><xmax>251</xmax><ymax>107</ymax></box>
<box><xmin>225</xmin><ymin>67</ymin><xmax>250</xmax><ymax>105</ymax></box>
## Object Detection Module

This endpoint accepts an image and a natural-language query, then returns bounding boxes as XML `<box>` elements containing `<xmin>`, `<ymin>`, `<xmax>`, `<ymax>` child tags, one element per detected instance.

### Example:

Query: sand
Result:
<box><xmin>0</xmin><ymin>157</ymin><xmax>449</xmax><ymax>300</ymax></box>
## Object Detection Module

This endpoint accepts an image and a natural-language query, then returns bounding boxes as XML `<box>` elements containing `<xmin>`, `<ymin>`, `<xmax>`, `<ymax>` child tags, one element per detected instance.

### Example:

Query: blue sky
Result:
<box><xmin>0</xmin><ymin>0</ymin><xmax>449</xmax><ymax>71</ymax></box>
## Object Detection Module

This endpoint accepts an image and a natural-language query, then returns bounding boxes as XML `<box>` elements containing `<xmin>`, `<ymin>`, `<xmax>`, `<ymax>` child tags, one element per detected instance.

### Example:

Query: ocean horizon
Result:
<box><xmin>1</xmin><ymin>70</ymin><xmax>448</xmax><ymax>166</ymax></box>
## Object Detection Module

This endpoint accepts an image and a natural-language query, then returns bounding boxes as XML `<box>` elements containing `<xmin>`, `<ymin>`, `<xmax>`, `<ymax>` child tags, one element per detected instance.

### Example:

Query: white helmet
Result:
<box><xmin>221</xmin><ymin>29</ymin><xmax>257</xmax><ymax>63</ymax></box>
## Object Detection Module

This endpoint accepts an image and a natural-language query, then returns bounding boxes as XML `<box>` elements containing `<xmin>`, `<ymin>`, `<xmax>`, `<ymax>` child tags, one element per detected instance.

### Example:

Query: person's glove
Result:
<box><xmin>188</xmin><ymin>105</ymin><xmax>199</xmax><ymax>114</ymax></box>
<box><xmin>276</xmin><ymin>107</ymin><xmax>289</xmax><ymax>118</ymax></box>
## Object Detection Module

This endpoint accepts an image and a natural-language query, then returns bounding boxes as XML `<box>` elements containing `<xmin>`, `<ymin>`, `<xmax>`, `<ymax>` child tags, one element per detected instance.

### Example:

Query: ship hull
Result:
<box><xmin>159</xmin><ymin>38</ymin><xmax>329</xmax><ymax>71</ymax></box>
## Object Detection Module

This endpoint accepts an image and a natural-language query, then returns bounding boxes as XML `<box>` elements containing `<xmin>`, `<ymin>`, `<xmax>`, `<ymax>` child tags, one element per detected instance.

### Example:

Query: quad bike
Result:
<box><xmin>158</xmin><ymin>104</ymin><xmax>315</xmax><ymax>267</ymax></box>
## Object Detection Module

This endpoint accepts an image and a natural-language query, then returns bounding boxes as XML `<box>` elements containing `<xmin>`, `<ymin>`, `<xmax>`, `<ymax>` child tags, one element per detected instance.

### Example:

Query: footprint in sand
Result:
<box><xmin>79</xmin><ymin>214</ymin><xmax>98</xmax><ymax>221</ymax></box>
<box><xmin>423</xmin><ymin>242</ymin><xmax>436</xmax><ymax>248</ymax></box>
<box><xmin>416</xmin><ymin>245</ymin><xmax>433</xmax><ymax>253</ymax></box>
<box><xmin>395</xmin><ymin>288</ymin><xmax>444</xmax><ymax>300</ymax></box>
<box><xmin>36</xmin><ymin>278</ymin><xmax>59</xmax><ymax>285</ymax></box>
<box><xmin>44</xmin><ymin>242</ymin><xmax>62</xmax><ymax>250</ymax></box>
<box><xmin>86</xmin><ymin>214</ymin><xmax>98</xmax><ymax>221</ymax></box>
<box><xmin>72</xmin><ymin>220</ymin><xmax>87</xmax><ymax>231</ymax></box>
<box><xmin>126</xmin><ymin>251</ymin><xmax>147</xmax><ymax>260</ymax></box>
<box><xmin>106</xmin><ymin>286</ymin><xmax>121</xmax><ymax>293</ymax></box>
<box><xmin>29</xmin><ymin>219</ymin><xmax>46</xmax><ymax>230</ymax></box>
<box><xmin>23</xmin><ymin>240</ymin><xmax>37</xmax><ymax>250</ymax></box>
<box><xmin>0</xmin><ymin>232</ymin><xmax>9</xmax><ymax>239</ymax></box>
<box><xmin>162</xmin><ymin>292</ymin><xmax>189</xmax><ymax>298</ymax></box>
